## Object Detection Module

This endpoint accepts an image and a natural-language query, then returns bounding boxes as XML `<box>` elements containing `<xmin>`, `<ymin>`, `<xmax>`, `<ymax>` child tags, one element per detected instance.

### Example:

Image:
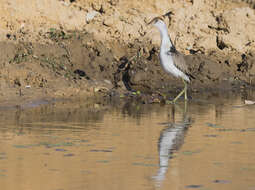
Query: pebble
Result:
<box><xmin>86</xmin><ymin>11</ymin><xmax>99</xmax><ymax>23</ymax></box>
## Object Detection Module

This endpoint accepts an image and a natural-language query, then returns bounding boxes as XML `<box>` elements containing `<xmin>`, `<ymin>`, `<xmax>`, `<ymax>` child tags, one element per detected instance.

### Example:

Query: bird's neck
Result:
<box><xmin>158</xmin><ymin>25</ymin><xmax>173</xmax><ymax>50</ymax></box>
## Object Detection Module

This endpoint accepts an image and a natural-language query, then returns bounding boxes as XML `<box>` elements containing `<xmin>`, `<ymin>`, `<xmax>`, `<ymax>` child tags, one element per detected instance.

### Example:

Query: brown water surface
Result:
<box><xmin>0</xmin><ymin>95</ymin><xmax>255</xmax><ymax>190</ymax></box>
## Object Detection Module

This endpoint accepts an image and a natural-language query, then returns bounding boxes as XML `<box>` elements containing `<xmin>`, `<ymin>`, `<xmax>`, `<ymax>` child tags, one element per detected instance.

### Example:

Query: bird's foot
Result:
<box><xmin>166</xmin><ymin>96</ymin><xmax>190</xmax><ymax>104</ymax></box>
<box><xmin>165</xmin><ymin>100</ymin><xmax>175</xmax><ymax>104</ymax></box>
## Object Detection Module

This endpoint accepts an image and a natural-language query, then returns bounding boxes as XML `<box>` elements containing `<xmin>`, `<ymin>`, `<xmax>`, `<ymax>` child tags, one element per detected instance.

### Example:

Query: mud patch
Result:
<box><xmin>0</xmin><ymin>27</ymin><xmax>255</xmax><ymax>106</ymax></box>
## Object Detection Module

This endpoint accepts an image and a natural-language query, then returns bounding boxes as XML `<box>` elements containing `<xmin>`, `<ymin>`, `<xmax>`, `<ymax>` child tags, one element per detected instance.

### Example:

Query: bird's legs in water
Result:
<box><xmin>184</xmin><ymin>80</ymin><xmax>187</xmax><ymax>100</ymax></box>
<box><xmin>172</xmin><ymin>79</ymin><xmax>187</xmax><ymax>103</ymax></box>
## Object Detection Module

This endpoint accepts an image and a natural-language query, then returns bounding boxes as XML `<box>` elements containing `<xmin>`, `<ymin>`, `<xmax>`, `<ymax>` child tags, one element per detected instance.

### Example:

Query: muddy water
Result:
<box><xmin>0</xmin><ymin>95</ymin><xmax>255</xmax><ymax>190</ymax></box>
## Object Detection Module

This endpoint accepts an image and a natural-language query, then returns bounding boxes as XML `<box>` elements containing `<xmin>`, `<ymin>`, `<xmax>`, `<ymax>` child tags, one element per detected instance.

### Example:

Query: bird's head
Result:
<box><xmin>147</xmin><ymin>17</ymin><xmax>166</xmax><ymax>29</ymax></box>
<box><xmin>147</xmin><ymin>12</ymin><xmax>174</xmax><ymax>29</ymax></box>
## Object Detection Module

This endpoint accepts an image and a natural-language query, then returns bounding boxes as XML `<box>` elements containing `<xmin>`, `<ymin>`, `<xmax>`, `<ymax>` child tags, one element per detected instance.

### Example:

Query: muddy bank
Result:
<box><xmin>0</xmin><ymin>0</ymin><xmax>255</xmax><ymax>105</ymax></box>
<box><xmin>0</xmin><ymin>30</ymin><xmax>254</xmax><ymax>105</ymax></box>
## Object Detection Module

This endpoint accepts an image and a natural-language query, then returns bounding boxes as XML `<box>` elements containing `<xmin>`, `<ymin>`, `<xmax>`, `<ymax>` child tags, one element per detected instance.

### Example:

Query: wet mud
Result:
<box><xmin>0</xmin><ymin>29</ymin><xmax>255</xmax><ymax>106</ymax></box>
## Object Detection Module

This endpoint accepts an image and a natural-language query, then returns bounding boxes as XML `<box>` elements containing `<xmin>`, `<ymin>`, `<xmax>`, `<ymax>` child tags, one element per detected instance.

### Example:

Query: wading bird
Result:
<box><xmin>148</xmin><ymin>16</ymin><xmax>193</xmax><ymax>103</ymax></box>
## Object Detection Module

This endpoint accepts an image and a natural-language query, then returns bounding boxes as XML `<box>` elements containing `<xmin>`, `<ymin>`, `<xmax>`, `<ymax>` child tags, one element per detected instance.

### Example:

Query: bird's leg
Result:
<box><xmin>184</xmin><ymin>80</ymin><xmax>188</xmax><ymax>101</ymax></box>
<box><xmin>173</xmin><ymin>88</ymin><xmax>185</xmax><ymax>103</ymax></box>
<box><xmin>184</xmin><ymin>99</ymin><xmax>187</xmax><ymax>113</ymax></box>
<box><xmin>172</xmin><ymin>79</ymin><xmax>187</xmax><ymax>103</ymax></box>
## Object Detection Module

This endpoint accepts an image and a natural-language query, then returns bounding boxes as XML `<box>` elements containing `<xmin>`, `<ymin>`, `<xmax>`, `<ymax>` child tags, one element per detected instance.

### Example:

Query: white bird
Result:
<box><xmin>148</xmin><ymin>16</ymin><xmax>193</xmax><ymax>103</ymax></box>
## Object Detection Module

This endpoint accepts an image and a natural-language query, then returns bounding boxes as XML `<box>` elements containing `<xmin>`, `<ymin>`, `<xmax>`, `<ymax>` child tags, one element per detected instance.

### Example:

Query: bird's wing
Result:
<box><xmin>166</xmin><ymin>48</ymin><xmax>189</xmax><ymax>75</ymax></box>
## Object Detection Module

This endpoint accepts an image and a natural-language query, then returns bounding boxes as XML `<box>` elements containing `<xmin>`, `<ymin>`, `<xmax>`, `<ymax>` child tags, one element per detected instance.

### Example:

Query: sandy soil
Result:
<box><xmin>0</xmin><ymin>0</ymin><xmax>255</xmax><ymax>106</ymax></box>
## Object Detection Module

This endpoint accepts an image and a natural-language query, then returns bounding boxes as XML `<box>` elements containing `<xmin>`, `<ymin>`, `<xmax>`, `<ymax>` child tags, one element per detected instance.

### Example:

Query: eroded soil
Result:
<box><xmin>0</xmin><ymin>0</ymin><xmax>255</xmax><ymax>106</ymax></box>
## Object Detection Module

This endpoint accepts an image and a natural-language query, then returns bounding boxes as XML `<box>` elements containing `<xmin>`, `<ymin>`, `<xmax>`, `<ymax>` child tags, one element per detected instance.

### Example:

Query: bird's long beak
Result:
<box><xmin>162</xmin><ymin>11</ymin><xmax>174</xmax><ymax>18</ymax></box>
<box><xmin>146</xmin><ymin>16</ymin><xmax>164</xmax><ymax>26</ymax></box>
<box><xmin>146</xmin><ymin>19</ymin><xmax>154</xmax><ymax>26</ymax></box>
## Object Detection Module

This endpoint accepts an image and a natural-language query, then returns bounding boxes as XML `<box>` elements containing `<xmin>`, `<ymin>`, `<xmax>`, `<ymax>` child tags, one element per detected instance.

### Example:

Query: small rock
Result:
<box><xmin>103</xmin><ymin>16</ymin><xmax>122</xmax><ymax>28</ymax></box>
<box><xmin>103</xmin><ymin>17</ymin><xmax>115</xmax><ymax>27</ymax></box>
<box><xmin>244</xmin><ymin>100</ymin><xmax>255</xmax><ymax>105</ymax></box>
<box><xmin>94</xmin><ymin>86</ymin><xmax>109</xmax><ymax>93</ymax></box>
<box><xmin>86</xmin><ymin>11</ymin><xmax>99</xmax><ymax>23</ymax></box>
<box><xmin>104</xmin><ymin>79</ymin><xmax>112</xmax><ymax>85</ymax></box>
<box><xmin>74</xmin><ymin>69</ymin><xmax>86</xmax><ymax>77</ymax></box>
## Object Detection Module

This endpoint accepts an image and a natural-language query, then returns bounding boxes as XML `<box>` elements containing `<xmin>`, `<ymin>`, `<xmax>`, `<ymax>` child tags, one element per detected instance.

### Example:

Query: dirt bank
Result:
<box><xmin>0</xmin><ymin>0</ymin><xmax>255</xmax><ymax>105</ymax></box>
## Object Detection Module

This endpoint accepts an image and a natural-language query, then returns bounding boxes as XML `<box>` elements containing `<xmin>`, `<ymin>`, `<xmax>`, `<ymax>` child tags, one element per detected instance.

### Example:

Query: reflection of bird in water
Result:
<box><xmin>148</xmin><ymin>15</ymin><xmax>194</xmax><ymax>103</ymax></box>
<box><xmin>153</xmin><ymin>102</ymin><xmax>192</xmax><ymax>187</ymax></box>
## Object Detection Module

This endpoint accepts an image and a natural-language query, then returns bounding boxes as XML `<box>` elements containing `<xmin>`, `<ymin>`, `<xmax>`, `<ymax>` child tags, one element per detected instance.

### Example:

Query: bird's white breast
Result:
<box><xmin>159</xmin><ymin>50</ymin><xmax>185</xmax><ymax>79</ymax></box>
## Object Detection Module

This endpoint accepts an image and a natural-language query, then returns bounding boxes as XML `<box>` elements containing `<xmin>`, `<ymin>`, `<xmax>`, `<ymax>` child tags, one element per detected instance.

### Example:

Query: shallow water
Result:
<box><xmin>0</xmin><ymin>94</ymin><xmax>255</xmax><ymax>190</ymax></box>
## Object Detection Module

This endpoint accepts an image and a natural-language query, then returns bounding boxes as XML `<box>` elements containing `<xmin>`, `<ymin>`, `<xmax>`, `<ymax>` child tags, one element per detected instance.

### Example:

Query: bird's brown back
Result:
<box><xmin>172</xmin><ymin>51</ymin><xmax>191</xmax><ymax>76</ymax></box>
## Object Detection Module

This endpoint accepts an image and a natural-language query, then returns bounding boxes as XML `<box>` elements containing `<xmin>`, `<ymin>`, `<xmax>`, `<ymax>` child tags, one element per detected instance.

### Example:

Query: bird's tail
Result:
<box><xmin>184</xmin><ymin>73</ymin><xmax>195</xmax><ymax>83</ymax></box>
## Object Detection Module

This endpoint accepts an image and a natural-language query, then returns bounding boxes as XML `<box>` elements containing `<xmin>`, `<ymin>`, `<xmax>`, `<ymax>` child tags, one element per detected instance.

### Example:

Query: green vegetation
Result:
<box><xmin>48</xmin><ymin>28</ymin><xmax>72</xmax><ymax>41</ymax></box>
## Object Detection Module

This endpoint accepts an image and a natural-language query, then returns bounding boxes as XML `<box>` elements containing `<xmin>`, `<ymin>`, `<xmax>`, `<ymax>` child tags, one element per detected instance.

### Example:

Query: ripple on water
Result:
<box><xmin>0</xmin><ymin>95</ymin><xmax>254</xmax><ymax>190</ymax></box>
